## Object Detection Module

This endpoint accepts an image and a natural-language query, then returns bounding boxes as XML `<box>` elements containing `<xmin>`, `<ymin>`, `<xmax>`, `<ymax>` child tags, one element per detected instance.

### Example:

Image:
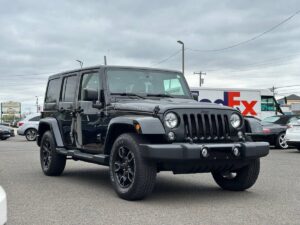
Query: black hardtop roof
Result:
<box><xmin>48</xmin><ymin>65</ymin><xmax>182</xmax><ymax>80</ymax></box>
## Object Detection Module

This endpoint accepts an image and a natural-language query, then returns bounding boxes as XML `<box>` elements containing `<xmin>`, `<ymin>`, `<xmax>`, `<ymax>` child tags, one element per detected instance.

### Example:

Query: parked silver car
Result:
<box><xmin>17</xmin><ymin>113</ymin><xmax>40</xmax><ymax>141</ymax></box>
<box><xmin>286</xmin><ymin>119</ymin><xmax>300</xmax><ymax>151</ymax></box>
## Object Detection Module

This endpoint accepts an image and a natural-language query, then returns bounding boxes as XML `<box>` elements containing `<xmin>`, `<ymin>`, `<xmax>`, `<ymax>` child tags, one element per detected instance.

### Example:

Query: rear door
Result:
<box><xmin>58</xmin><ymin>74</ymin><xmax>79</xmax><ymax>146</ymax></box>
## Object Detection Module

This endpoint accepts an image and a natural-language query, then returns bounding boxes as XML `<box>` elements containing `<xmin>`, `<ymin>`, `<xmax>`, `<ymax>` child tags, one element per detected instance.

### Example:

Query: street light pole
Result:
<box><xmin>76</xmin><ymin>60</ymin><xmax>83</xmax><ymax>68</ymax></box>
<box><xmin>177</xmin><ymin>40</ymin><xmax>184</xmax><ymax>75</ymax></box>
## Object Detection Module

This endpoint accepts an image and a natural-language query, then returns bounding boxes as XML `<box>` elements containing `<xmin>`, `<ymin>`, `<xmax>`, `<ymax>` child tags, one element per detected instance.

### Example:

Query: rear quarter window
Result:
<box><xmin>45</xmin><ymin>78</ymin><xmax>61</xmax><ymax>103</ymax></box>
<box><xmin>29</xmin><ymin>116</ymin><xmax>40</xmax><ymax>122</ymax></box>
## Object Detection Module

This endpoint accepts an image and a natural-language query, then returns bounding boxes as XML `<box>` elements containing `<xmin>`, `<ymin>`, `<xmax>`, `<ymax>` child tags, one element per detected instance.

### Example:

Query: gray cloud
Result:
<box><xmin>0</xmin><ymin>0</ymin><xmax>300</xmax><ymax>112</ymax></box>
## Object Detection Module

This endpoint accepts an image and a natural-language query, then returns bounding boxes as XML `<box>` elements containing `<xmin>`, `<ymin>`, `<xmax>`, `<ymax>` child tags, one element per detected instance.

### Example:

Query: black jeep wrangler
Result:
<box><xmin>37</xmin><ymin>66</ymin><xmax>269</xmax><ymax>200</ymax></box>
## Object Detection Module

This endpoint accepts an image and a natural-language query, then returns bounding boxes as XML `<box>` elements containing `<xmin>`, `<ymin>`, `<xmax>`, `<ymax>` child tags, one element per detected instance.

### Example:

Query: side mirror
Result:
<box><xmin>191</xmin><ymin>92</ymin><xmax>199</xmax><ymax>101</ymax></box>
<box><xmin>92</xmin><ymin>90</ymin><xmax>105</xmax><ymax>109</ymax></box>
<box><xmin>83</xmin><ymin>89</ymin><xmax>98</xmax><ymax>102</ymax></box>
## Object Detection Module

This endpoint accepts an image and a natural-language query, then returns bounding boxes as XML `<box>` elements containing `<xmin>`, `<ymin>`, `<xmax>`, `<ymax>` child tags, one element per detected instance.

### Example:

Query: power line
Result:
<box><xmin>150</xmin><ymin>50</ymin><xmax>181</xmax><ymax>67</ymax></box>
<box><xmin>187</xmin><ymin>9</ymin><xmax>300</xmax><ymax>52</ymax></box>
<box><xmin>203</xmin><ymin>52</ymin><xmax>300</xmax><ymax>72</ymax></box>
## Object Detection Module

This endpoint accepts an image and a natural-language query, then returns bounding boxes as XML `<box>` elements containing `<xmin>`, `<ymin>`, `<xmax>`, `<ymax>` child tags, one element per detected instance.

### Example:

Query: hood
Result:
<box><xmin>112</xmin><ymin>98</ymin><xmax>234</xmax><ymax>114</ymax></box>
<box><xmin>0</xmin><ymin>125</ymin><xmax>11</xmax><ymax>131</ymax></box>
<box><xmin>262</xmin><ymin>123</ymin><xmax>286</xmax><ymax>129</ymax></box>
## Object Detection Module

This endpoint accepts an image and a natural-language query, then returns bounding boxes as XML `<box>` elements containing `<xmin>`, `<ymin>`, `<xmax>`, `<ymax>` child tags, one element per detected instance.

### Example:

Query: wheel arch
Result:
<box><xmin>37</xmin><ymin>118</ymin><xmax>64</xmax><ymax>147</ymax></box>
<box><xmin>103</xmin><ymin>116</ymin><xmax>165</xmax><ymax>155</ymax></box>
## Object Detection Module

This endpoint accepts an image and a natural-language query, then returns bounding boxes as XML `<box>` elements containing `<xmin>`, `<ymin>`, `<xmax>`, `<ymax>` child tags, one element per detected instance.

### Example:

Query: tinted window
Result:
<box><xmin>261</xmin><ymin>96</ymin><xmax>275</xmax><ymax>112</ymax></box>
<box><xmin>29</xmin><ymin>116</ymin><xmax>40</xmax><ymax>121</ymax></box>
<box><xmin>45</xmin><ymin>78</ymin><xmax>60</xmax><ymax>103</ymax></box>
<box><xmin>79</xmin><ymin>72</ymin><xmax>100</xmax><ymax>100</ymax></box>
<box><xmin>61</xmin><ymin>75</ymin><xmax>77</xmax><ymax>102</ymax></box>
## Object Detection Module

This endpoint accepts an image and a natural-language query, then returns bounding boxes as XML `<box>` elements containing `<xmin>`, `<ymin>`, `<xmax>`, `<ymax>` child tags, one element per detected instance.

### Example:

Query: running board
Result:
<box><xmin>56</xmin><ymin>148</ymin><xmax>109</xmax><ymax>166</ymax></box>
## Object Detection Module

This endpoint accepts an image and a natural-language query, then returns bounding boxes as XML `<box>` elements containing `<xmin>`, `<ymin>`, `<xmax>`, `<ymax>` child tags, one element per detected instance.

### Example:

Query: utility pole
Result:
<box><xmin>194</xmin><ymin>71</ymin><xmax>206</xmax><ymax>87</ymax></box>
<box><xmin>35</xmin><ymin>96</ymin><xmax>39</xmax><ymax>113</ymax></box>
<box><xmin>177</xmin><ymin>40</ymin><xmax>184</xmax><ymax>75</ymax></box>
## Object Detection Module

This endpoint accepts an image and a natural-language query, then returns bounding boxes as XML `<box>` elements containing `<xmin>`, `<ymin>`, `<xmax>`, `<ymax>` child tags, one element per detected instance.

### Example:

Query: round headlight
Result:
<box><xmin>230</xmin><ymin>113</ymin><xmax>241</xmax><ymax>128</ymax></box>
<box><xmin>164</xmin><ymin>112</ymin><xmax>178</xmax><ymax>128</ymax></box>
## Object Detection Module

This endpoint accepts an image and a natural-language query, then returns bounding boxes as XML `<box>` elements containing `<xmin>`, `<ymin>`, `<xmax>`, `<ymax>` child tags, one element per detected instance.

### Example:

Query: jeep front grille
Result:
<box><xmin>182</xmin><ymin>113</ymin><xmax>231</xmax><ymax>141</ymax></box>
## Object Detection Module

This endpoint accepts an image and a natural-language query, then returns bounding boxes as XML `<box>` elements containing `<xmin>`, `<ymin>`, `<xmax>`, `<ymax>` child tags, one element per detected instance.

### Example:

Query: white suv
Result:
<box><xmin>286</xmin><ymin>119</ymin><xmax>300</xmax><ymax>151</ymax></box>
<box><xmin>17</xmin><ymin>113</ymin><xmax>41</xmax><ymax>141</ymax></box>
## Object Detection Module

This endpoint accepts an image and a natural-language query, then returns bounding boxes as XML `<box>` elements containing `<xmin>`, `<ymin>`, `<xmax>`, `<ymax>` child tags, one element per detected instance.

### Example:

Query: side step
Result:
<box><xmin>56</xmin><ymin>148</ymin><xmax>110</xmax><ymax>166</ymax></box>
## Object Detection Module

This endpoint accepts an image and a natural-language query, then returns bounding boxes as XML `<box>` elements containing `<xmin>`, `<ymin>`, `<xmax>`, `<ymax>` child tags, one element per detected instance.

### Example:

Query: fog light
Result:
<box><xmin>168</xmin><ymin>132</ymin><xmax>175</xmax><ymax>141</ymax></box>
<box><xmin>232</xmin><ymin>147</ymin><xmax>240</xmax><ymax>157</ymax></box>
<box><xmin>201</xmin><ymin>147</ymin><xmax>209</xmax><ymax>158</ymax></box>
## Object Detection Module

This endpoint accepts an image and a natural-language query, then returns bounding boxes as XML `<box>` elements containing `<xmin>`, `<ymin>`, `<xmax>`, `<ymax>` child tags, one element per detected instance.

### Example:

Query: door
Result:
<box><xmin>74</xmin><ymin>70</ymin><xmax>106</xmax><ymax>153</ymax></box>
<box><xmin>58</xmin><ymin>74</ymin><xmax>78</xmax><ymax>146</ymax></box>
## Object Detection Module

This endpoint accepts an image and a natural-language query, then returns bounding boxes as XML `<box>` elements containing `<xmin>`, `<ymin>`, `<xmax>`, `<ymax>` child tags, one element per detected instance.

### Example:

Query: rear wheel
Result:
<box><xmin>275</xmin><ymin>133</ymin><xmax>288</xmax><ymax>149</ymax></box>
<box><xmin>25</xmin><ymin>128</ymin><xmax>37</xmax><ymax>141</ymax></box>
<box><xmin>297</xmin><ymin>147</ymin><xmax>300</xmax><ymax>152</ymax></box>
<box><xmin>40</xmin><ymin>131</ymin><xmax>66</xmax><ymax>176</ymax></box>
<box><xmin>212</xmin><ymin>159</ymin><xmax>260</xmax><ymax>191</ymax></box>
<box><xmin>109</xmin><ymin>133</ymin><xmax>157</xmax><ymax>200</ymax></box>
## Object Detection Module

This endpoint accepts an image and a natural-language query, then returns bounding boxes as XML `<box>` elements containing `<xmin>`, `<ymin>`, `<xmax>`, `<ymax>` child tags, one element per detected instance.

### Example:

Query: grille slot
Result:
<box><xmin>183</xmin><ymin>113</ymin><xmax>231</xmax><ymax>142</ymax></box>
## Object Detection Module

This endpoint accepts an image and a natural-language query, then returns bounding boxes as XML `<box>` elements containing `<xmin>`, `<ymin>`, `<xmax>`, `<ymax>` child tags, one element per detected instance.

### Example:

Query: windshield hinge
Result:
<box><xmin>153</xmin><ymin>105</ymin><xmax>160</xmax><ymax>115</ymax></box>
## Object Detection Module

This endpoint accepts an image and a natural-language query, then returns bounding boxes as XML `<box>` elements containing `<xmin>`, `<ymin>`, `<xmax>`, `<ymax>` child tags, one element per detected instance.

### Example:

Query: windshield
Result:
<box><xmin>106</xmin><ymin>69</ymin><xmax>191</xmax><ymax>99</ymax></box>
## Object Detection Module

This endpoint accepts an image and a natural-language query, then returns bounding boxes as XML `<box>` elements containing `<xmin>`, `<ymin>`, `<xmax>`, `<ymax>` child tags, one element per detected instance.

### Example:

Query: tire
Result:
<box><xmin>25</xmin><ymin>128</ymin><xmax>37</xmax><ymax>141</ymax></box>
<box><xmin>275</xmin><ymin>132</ymin><xmax>288</xmax><ymax>149</ymax></box>
<box><xmin>109</xmin><ymin>133</ymin><xmax>157</xmax><ymax>200</ymax></box>
<box><xmin>40</xmin><ymin>131</ymin><xmax>66</xmax><ymax>176</ymax></box>
<box><xmin>212</xmin><ymin>159</ymin><xmax>260</xmax><ymax>191</ymax></box>
<box><xmin>297</xmin><ymin>147</ymin><xmax>300</xmax><ymax>152</ymax></box>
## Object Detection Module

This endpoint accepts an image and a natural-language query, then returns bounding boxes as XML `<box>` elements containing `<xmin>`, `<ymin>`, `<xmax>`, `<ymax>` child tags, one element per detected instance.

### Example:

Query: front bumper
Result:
<box><xmin>140</xmin><ymin>142</ymin><xmax>269</xmax><ymax>161</ymax></box>
<box><xmin>0</xmin><ymin>132</ymin><xmax>10</xmax><ymax>139</ymax></box>
<box><xmin>286</xmin><ymin>141</ymin><xmax>300</xmax><ymax>148</ymax></box>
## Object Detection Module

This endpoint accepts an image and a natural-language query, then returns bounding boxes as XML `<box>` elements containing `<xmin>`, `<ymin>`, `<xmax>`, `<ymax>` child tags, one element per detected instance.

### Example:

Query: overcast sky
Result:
<box><xmin>0</xmin><ymin>0</ymin><xmax>300</xmax><ymax>113</ymax></box>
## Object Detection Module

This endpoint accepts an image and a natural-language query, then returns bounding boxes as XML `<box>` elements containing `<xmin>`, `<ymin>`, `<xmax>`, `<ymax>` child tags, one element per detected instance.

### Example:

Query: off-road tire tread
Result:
<box><xmin>40</xmin><ymin>131</ymin><xmax>66</xmax><ymax>176</ymax></box>
<box><xmin>110</xmin><ymin>133</ymin><xmax>156</xmax><ymax>200</ymax></box>
<box><xmin>212</xmin><ymin>159</ymin><xmax>260</xmax><ymax>191</ymax></box>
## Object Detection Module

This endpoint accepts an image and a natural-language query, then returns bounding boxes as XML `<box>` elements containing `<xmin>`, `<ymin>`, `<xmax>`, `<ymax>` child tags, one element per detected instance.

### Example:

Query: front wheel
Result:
<box><xmin>212</xmin><ymin>159</ymin><xmax>260</xmax><ymax>191</ymax></box>
<box><xmin>40</xmin><ymin>131</ymin><xmax>66</xmax><ymax>176</ymax></box>
<box><xmin>275</xmin><ymin>133</ymin><xmax>288</xmax><ymax>149</ymax></box>
<box><xmin>25</xmin><ymin>128</ymin><xmax>37</xmax><ymax>141</ymax></box>
<box><xmin>109</xmin><ymin>133</ymin><xmax>157</xmax><ymax>200</ymax></box>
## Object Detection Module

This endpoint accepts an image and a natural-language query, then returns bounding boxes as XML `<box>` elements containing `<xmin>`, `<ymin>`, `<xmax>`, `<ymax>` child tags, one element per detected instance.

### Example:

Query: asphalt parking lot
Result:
<box><xmin>1</xmin><ymin>136</ymin><xmax>300</xmax><ymax>225</ymax></box>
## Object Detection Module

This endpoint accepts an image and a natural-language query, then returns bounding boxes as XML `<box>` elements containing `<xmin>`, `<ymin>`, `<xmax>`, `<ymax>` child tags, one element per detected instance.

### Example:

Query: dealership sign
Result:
<box><xmin>1</xmin><ymin>101</ymin><xmax>21</xmax><ymax>114</ymax></box>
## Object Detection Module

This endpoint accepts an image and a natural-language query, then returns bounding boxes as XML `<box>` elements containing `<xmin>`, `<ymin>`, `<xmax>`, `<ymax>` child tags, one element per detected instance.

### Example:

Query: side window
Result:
<box><xmin>61</xmin><ymin>75</ymin><xmax>77</xmax><ymax>102</ymax></box>
<box><xmin>79</xmin><ymin>72</ymin><xmax>100</xmax><ymax>100</ymax></box>
<box><xmin>29</xmin><ymin>116</ymin><xmax>40</xmax><ymax>121</ymax></box>
<box><xmin>261</xmin><ymin>96</ymin><xmax>275</xmax><ymax>112</ymax></box>
<box><xmin>45</xmin><ymin>78</ymin><xmax>60</xmax><ymax>103</ymax></box>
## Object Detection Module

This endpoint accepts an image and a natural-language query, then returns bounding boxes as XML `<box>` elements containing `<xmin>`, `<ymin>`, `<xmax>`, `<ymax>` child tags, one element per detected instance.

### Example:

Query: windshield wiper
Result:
<box><xmin>146</xmin><ymin>93</ymin><xmax>174</xmax><ymax>98</ymax></box>
<box><xmin>111</xmin><ymin>92</ymin><xmax>146</xmax><ymax>99</ymax></box>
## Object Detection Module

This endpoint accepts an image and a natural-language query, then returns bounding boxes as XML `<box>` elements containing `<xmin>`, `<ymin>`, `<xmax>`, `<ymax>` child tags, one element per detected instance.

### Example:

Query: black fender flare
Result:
<box><xmin>103</xmin><ymin>116</ymin><xmax>165</xmax><ymax>154</ymax></box>
<box><xmin>244</xmin><ymin>117</ymin><xmax>263</xmax><ymax>134</ymax></box>
<box><xmin>37</xmin><ymin>118</ymin><xmax>64</xmax><ymax>147</ymax></box>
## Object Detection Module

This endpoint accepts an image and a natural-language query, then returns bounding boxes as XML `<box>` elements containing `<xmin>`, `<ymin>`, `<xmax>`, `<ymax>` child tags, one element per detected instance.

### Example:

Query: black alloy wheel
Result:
<box><xmin>113</xmin><ymin>146</ymin><xmax>135</xmax><ymax>189</ymax></box>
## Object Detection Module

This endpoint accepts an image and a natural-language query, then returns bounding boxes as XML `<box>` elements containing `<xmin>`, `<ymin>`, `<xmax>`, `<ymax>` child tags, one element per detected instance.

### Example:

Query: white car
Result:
<box><xmin>17</xmin><ymin>113</ymin><xmax>40</xmax><ymax>141</ymax></box>
<box><xmin>286</xmin><ymin>119</ymin><xmax>300</xmax><ymax>151</ymax></box>
<box><xmin>0</xmin><ymin>186</ymin><xmax>7</xmax><ymax>225</ymax></box>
